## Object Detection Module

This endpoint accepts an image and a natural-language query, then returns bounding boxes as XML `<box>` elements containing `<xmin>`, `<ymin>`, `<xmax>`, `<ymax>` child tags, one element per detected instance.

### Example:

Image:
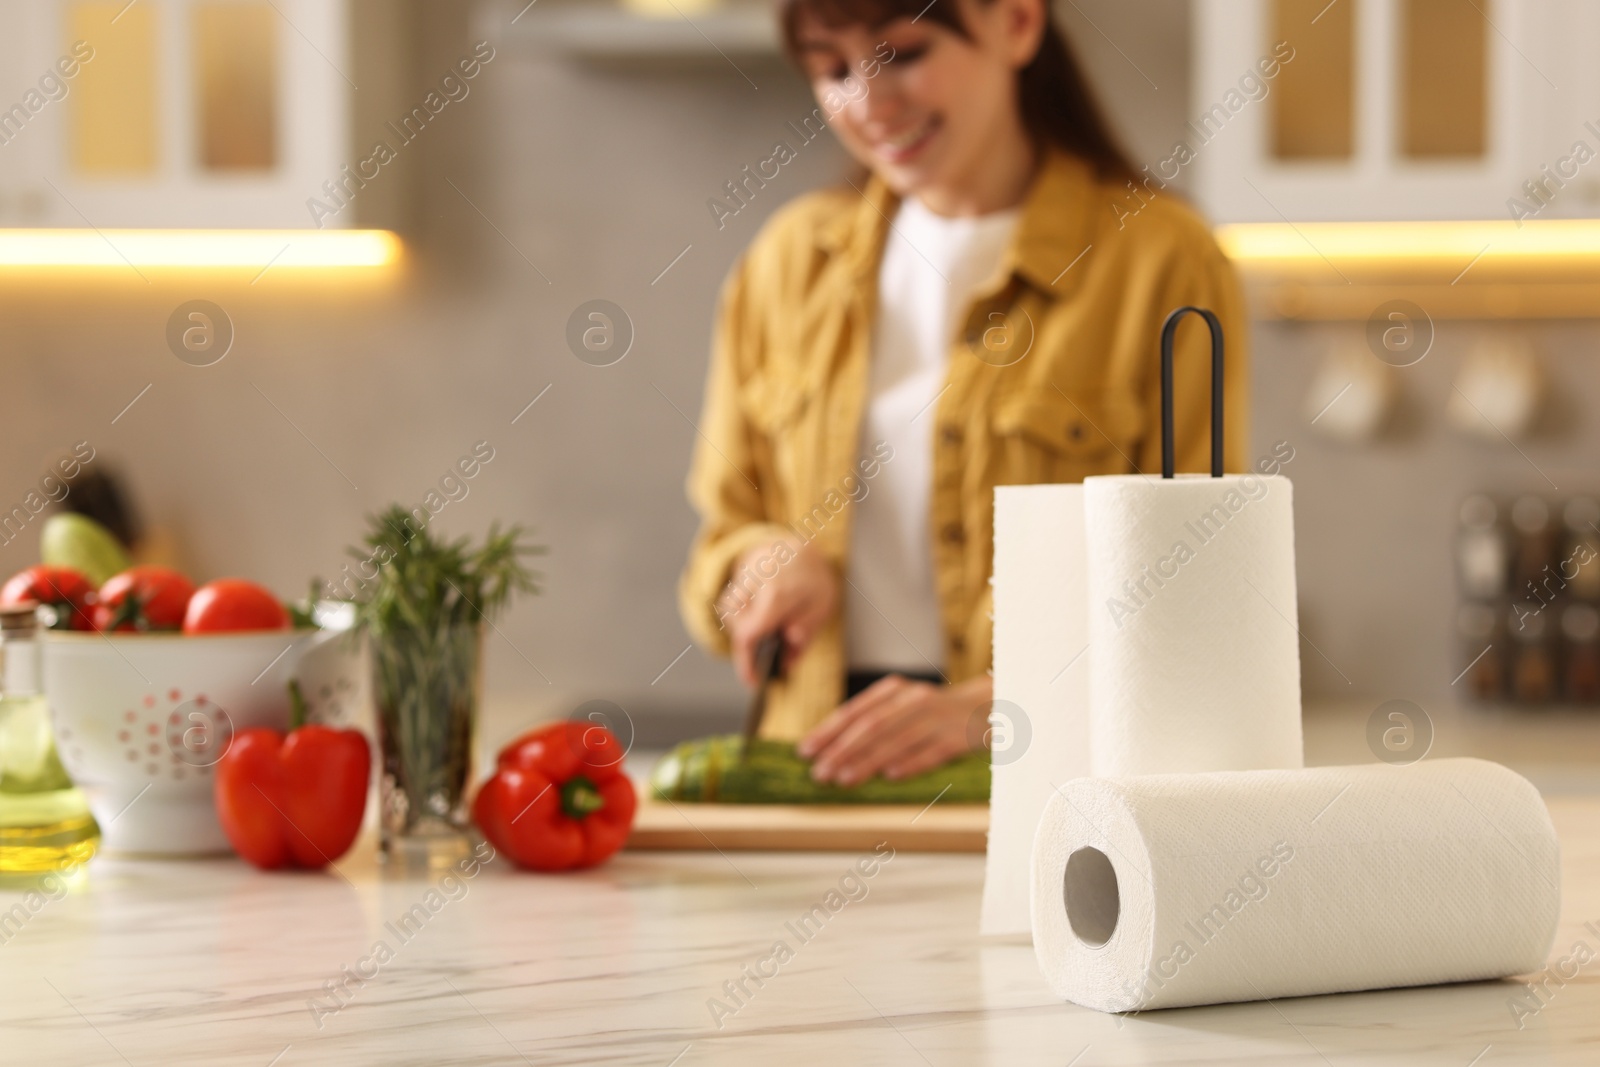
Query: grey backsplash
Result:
<box><xmin>2</xmin><ymin>0</ymin><xmax>1583</xmax><ymax>743</ymax></box>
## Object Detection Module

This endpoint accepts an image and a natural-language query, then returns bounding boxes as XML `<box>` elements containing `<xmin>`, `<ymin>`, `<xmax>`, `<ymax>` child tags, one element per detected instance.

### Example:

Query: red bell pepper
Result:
<box><xmin>215</xmin><ymin>717</ymin><xmax>370</xmax><ymax>870</ymax></box>
<box><xmin>473</xmin><ymin>720</ymin><xmax>636</xmax><ymax>871</ymax></box>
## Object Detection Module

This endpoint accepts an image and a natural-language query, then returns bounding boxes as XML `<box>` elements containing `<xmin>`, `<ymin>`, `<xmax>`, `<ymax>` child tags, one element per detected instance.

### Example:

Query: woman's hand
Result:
<box><xmin>717</xmin><ymin>537</ymin><xmax>839</xmax><ymax>687</ymax></box>
<box><xmin>798</xmin><ymin>674</ymin><xmax>993</xmax><ymax>785</ymax></box>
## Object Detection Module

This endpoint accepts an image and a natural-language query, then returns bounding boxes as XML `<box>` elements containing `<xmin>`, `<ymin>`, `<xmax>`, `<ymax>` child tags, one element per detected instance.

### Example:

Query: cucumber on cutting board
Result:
<box><xmin>650</xmin><ymin>734</ymin><xmax>990</xmax><ymax>804</ymax></box>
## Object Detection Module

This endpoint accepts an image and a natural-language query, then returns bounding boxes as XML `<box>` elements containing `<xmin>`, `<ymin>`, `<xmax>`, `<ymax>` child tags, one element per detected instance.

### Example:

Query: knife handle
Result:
<box><xmin>754</xmin><ymin>631</ymin><xmax>785</xmax><ymax>682</ymax></box>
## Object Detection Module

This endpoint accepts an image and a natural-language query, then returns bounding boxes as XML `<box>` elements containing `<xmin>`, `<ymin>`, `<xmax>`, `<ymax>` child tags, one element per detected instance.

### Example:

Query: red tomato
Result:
<box><xmin>182</xmin><ymin>579</ymin><xmax>290</xmax><ymax>634</ymax></box>
<box><xmin>95</xmin><ymin>566</ymin><xmax>197</xmax><ymax>632</ymax></box>
<box><xmin>0</xmin><ymin>565</ymin><xmax>96</xmax><ymax>631</ymax></box>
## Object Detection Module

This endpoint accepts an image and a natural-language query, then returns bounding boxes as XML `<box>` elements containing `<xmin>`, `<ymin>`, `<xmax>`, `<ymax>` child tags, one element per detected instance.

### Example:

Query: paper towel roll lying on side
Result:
<box><xmin>1083</xmin><ymin>473</ymin><xmax>1304</xmax><ymax>776</ymax></box>
<box><xmin>1031</xmin><ymin>758</ymin><xmax>1560</xmax><ymax>1011</ymax></box>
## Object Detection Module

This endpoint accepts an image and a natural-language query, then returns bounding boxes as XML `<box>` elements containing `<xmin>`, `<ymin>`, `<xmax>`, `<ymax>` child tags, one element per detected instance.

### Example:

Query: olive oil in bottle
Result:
<box><xmin>0</xmin><ymin>606</ymin><xmax>99</xmax><ymax>873</ymax></box>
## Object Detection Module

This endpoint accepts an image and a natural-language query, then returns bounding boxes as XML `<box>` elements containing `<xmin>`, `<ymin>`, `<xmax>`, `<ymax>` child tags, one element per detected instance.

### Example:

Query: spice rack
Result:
<box><xmin>1456</xmin><ymin>494</ymin><xmax>1600</xmax><ymax>705</ymax></box>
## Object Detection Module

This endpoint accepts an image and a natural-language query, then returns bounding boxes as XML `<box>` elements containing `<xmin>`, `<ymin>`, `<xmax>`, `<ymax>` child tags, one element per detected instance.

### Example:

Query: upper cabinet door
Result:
<box><xmin>0</xmin><ymin>0</ymin><xmax>348</xmax><ymax>228</ymax></box>
<box><xmin>1194</xmin><ymin>0</ymin><xmax>1600</xmax><ymax>222</ymax></box>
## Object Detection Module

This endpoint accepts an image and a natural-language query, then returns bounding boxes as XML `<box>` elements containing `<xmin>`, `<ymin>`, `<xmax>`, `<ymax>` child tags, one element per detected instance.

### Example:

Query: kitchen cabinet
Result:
<box><xmin>1194</xmin><ymin>0</ymin><xmax>1600</xmax><ymax>223</ymax></box>
<box><xmin>0</xmin><ymin>0</ymin><xmax>355</xmax><ymax>229</ymax></box>
<box><xmin>1197</xmin><ymin>0</ymin><xmax>1600</xmax><ymax>317</ymax></box>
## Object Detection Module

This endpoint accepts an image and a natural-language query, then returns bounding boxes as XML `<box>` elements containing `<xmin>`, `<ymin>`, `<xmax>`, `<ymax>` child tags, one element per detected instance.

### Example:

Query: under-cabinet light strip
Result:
<box><xmin>0</xmin><ymin>229</ymin><xmax>402</xmax><ymax>268</ymax></box>
<box><xmin>1217</xmin><ymin>219</ymin><xmax>1600</xmax><ymax>266</ymax></box>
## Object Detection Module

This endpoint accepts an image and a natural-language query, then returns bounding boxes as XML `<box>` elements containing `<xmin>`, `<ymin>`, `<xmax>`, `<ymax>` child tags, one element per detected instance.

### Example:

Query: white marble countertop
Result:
<box><xmin>2</xmin><ymin>792</ymin><xmax>1597</xmax><ymax>1066</ymax></box>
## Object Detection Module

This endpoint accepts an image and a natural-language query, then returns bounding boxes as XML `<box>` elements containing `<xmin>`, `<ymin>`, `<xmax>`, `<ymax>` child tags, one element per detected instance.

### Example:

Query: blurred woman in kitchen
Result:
<box><xmin>679</xmin><ymin>0</ymin><xmax>1247</xmax><ymax>785</ymax></box>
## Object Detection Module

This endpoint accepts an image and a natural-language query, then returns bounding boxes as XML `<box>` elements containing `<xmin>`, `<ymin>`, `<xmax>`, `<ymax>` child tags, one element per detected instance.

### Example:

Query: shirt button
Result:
<box><xmin>941</xmin><ymin>522</ymin><xmax>965</xmax><ymax>545</ymax></box>
<box><xmin>950</xmin><ymin>635</ymin><xmax>967</xmax><ymax>655</ymax></box>
<box><xmin>940</xmin><ymin>425</ymin><xmax>963</xmax><ymax>446</ymax></box>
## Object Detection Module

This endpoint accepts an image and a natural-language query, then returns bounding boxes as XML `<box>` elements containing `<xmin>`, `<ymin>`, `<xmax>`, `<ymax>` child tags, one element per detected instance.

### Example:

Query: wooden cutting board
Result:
<box><xmin>626</xmin><ymin>793</ymin><xmax>989</xmax><ymax>852</ymax></box>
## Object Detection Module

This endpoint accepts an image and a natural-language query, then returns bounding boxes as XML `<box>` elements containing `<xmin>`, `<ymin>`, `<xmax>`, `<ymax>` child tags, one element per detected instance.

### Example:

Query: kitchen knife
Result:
<box><xmin>739</xmin><ymin>632</ymin><xmax>785</xmax><ymax>763</ymax></box>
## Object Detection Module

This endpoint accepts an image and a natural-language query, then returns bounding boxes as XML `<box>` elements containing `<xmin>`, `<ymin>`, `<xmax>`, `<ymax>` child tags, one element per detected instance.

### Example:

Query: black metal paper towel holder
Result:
<box><xmin>1159</xmin><ymin>306</ymin><xmax>1224</xmax><ymax>479</ymax></box>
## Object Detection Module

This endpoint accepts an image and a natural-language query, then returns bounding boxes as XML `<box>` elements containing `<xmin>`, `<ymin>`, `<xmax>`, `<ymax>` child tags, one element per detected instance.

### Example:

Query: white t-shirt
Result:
<box><xmin>845</xmin><ymin>196</ymin><xmax>1020</xmax><ymax>673</ymax></box>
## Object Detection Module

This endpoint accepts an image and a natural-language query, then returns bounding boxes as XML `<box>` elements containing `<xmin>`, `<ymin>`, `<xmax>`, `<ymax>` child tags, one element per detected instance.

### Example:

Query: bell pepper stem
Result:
<box><xmin>561</xmin><ymin>775</ymin><xmax>605</xmax><ymax>819</ymax></box>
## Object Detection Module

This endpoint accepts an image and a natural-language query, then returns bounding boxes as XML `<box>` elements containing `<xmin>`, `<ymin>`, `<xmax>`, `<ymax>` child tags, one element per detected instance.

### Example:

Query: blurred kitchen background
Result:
<box><xmin>4</xmin><ymin>0</ymin><xmax>1600</xmax><ymax>774</ymax></box>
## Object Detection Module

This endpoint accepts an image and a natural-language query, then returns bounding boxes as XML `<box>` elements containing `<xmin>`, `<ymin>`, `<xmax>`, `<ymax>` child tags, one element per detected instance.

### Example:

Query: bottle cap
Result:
<box><xmin>1564</xmin><ymin>497</ymin><xmax>1600</xmax><ymax>533</ymax></box>
<box><xmin>0</xmin><ymin>604</ymin><xmax>40</xmax><ymax>634</ymax></box>
<box><xmin>1511</xmin><ymin>496</ymin><xmax>1550</xmax><ymax>535</ymax></box>
<box><xmin>1459</xmin><ymin>495</ymin><xmax>1498</xmax><ymax>530</ymax></box>
<box><xmin>1563</xmin><ymin>604</ymin><xmax>1600</xmax><ymax>643</ymax></box>
<box><xmin>1509</xmin><ymin>603</ymin><xmax>1547</xmax><ymax>642</ymax></box>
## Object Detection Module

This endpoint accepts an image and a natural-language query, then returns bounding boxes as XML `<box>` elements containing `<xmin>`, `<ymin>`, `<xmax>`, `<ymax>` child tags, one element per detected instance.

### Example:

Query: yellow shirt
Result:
<box><xmin>679</xmin><ymin>149</ymin><xmax>1249</xmax><ymax>740</ymax></box>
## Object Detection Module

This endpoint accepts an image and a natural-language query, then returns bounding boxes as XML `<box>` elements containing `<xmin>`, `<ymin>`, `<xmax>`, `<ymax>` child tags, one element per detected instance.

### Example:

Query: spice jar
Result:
<box><xmin>1456</xmin><ymin>495</ymin><xmax>1506</xmax><ymax>601</ymax></box>
<box><xmin>1508</xmin><ymin>601</ymin><xmax>1557</xmax><ymax>705</ymax></box>
<box><xmin>1454</xmin><ymin>602</ymin><xmax>1503</xmax><ymax>702</ymax></box>
<box><xmin>1562</xmin><ymin>603</ymin><xmax>1600</xmax><ymax>704</ymax></box>
<box><xmin>1562</xmin><ymin>497</ymin><xmax>1600</xmax><ymax>602</ymax></box>
<box><xmin>1510</xmin><ymin>496</ymin><xmax>1557</xmax><ymax>608</ymax></box>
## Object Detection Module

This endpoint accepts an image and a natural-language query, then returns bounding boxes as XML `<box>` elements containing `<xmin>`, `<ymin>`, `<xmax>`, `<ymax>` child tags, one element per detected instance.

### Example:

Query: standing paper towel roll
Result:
<box><xmin>1084</xmin><ymin>473</ymin><xmax>1302</xmax><ymax>776</ymax></box>
<box><xmin>1030</xmin><ymin>758</ymin><xmax>1561</xmax><ymax>1012</ymax></box>
<box><xmin>982</xmin><ymin>485</ymin><xmax>1093</xmax><ymax>937</ymax></box>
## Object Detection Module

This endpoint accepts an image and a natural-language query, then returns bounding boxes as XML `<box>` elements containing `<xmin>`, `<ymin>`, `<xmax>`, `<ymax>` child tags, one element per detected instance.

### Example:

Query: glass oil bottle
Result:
<box><xmin>0</xmin><ymin>605</ymin><xmax>99</xmax><ymax>873</ymax></box>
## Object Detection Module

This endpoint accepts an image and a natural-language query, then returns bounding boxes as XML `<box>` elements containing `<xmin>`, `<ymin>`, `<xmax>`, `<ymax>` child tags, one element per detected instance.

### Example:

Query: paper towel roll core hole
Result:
<box><xmin>1064</xmin><ymin>847</ymin><xmax>1120</xmax><ymax>946</ymax></box>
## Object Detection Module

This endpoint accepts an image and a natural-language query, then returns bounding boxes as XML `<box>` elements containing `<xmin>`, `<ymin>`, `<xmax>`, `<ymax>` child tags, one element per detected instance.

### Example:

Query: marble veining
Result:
<box><xmin>1</xmin><ymin>795</ymin><xmax>1597</xmax><ymax>1065</ymax></box>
